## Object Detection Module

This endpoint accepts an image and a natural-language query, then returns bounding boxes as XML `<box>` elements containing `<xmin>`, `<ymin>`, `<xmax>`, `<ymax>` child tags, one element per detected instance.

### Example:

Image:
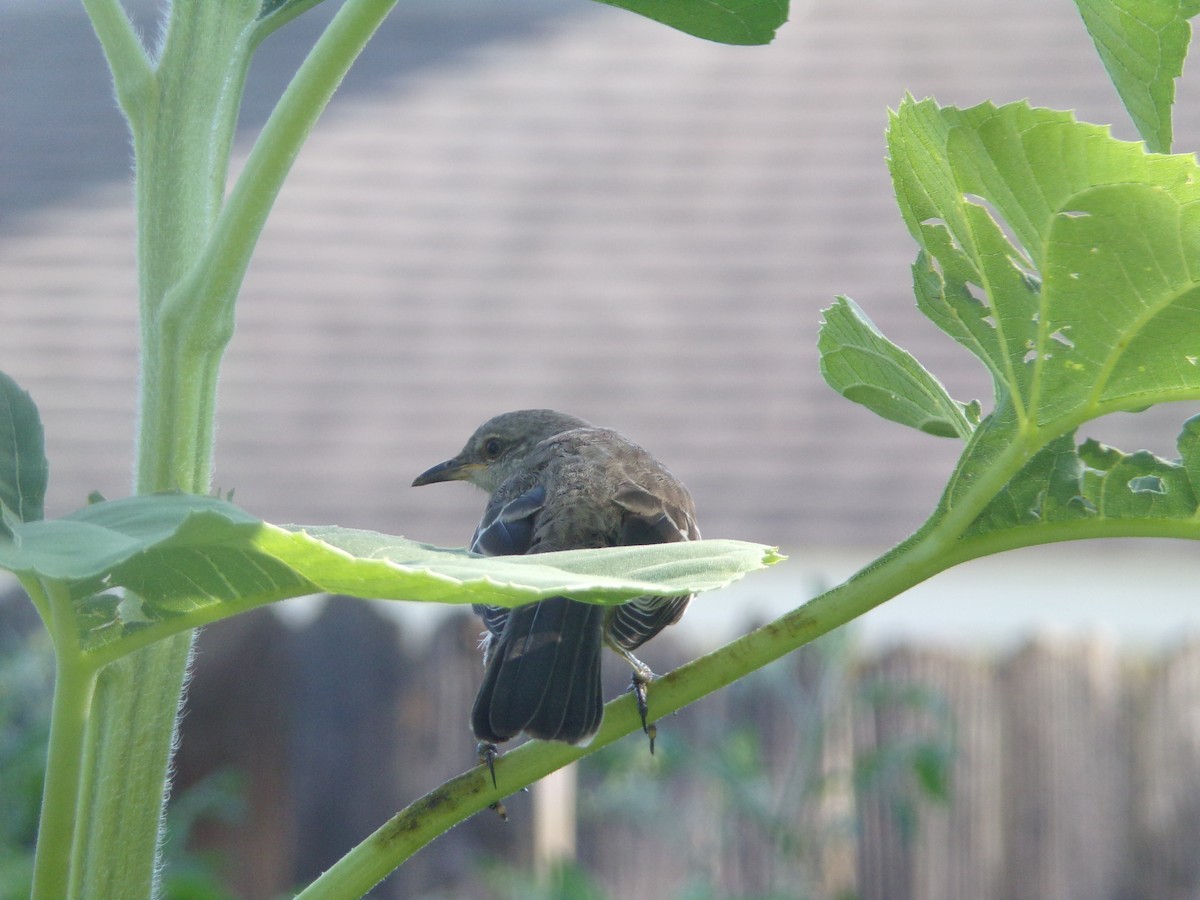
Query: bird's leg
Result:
<box><xmin>476</xmin><ymin>741</ymin><xmax>512</xmax><ymax>820</ymax></box>
<box><xmin>475</xmin><ymin>742</ymin><xmax>532</xmax><ymax>820</ymax></box>
<box><xmin>620</xmin><ymin>651</ymin><xmax>658</xmax><ymax>753</ymax></box>
<box><xmin>477</xmin><ymin>741</ymin><xmax>500</xmax><ymax>789</ymax></box>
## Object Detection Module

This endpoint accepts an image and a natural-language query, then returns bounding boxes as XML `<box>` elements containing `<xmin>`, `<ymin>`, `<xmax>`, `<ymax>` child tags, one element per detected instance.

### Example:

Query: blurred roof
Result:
<box><xmin>3</xmin><ymin>0</ymin><xmax>1200</xmax><ymax>555</ymax></box>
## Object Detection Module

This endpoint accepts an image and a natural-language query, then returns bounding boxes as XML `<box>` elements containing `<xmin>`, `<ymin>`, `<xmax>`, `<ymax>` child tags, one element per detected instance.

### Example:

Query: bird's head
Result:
<box><xmin>412</xmin><ymin>409</ymin><xmax>591</xmax><ymax>494</ymax></box>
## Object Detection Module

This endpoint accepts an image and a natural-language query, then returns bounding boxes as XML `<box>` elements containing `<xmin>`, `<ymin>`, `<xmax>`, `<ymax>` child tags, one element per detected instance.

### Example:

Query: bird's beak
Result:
<box><xmin>412</xmin><ymin>456</ymin><xmax>481</xmax><ymax>486</ymax></box>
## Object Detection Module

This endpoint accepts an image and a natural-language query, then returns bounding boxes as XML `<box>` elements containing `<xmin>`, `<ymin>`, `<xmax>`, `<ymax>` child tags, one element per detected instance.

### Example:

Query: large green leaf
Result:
<box><xmin>0</xmin><ymin>372</ymin><xmax>48</xmax><ymax>527</ymax></box>
<box><xmin>260</xmin><ymin>0</ymin><xmax>790</xmax><ymax>46</ymax></box>
<box><xmin>590</xmin><ymin>0</ymin><xmax>788</xmax><ymax>45</ymax></box>
<box><xmin>1072</xmin><ymin>0</ymin><xmax>1196</xmax><ymax>153</ymax></box>
<box><xmin>887</xmin><ymin>98</ymin><xmax>1200</xmax><ymax>433</ymax></box>
<box><xmin>819</xmin><ymin>296</ymin><xmax>979</xmax><ymax>439</ymax></box>
<box><xmin>0</xmin><ymin>494</ymin><xmax>781</xmax><ymax>655</ymax></box>
<box><xmin>823</xmin><ymin>98</ymin><xmax>1200</xmax><ymax>554</ymax></box>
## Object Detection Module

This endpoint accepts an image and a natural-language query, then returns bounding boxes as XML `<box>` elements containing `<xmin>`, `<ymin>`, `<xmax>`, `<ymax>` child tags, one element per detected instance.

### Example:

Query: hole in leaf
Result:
<box><xmin>1129</xmin><ymin>475</ymin><xmax>1166</xmax><ymax>494</ymax></box>
<box><xmin>963</xmin><ymin>282</ymin><xmax>988</xmax><ymax>306</ymax></box>
<box><xmin>1059</xmin><ymin>210</ymin><xmax>1092</xmax><ymax>219</ymax></box>
<box><xmin>964</xmin><ymin>193</ymin><xmax>1039</xmax><ymax>270</ymax></box>
<box><xmin>1009</xmin><ymin>253</ymin><xmax>1042</xmax><ymax>294</ymax></box>
<box><xmin>1050</xmin><ymin>328</ymin><xmax>1074</xmax><ymax>349</ymax></box>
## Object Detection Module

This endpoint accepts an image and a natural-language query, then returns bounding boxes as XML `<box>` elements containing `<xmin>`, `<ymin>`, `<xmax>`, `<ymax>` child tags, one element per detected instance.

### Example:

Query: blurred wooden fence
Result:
<box><xmin>138</xmin><ymin>599</ymin><xmax>1200</xmax><ymax>898</ymax></box>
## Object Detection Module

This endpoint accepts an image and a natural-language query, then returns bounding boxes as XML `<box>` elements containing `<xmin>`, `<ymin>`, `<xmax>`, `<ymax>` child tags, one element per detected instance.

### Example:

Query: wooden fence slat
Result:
<box><xmin>855</xmin><ymin>647</ymin><xmax>1005</xmax><ymax>900</ymax></box>
<box><xmin>1001</xmin><ymin>636</ymin><xmax>1134</xmax><ymax>900</ymax></box>
<box><xmin>1134</xmin><ymin>639</ymin><xmax>1200</xmax><ymax>900</ymax></box>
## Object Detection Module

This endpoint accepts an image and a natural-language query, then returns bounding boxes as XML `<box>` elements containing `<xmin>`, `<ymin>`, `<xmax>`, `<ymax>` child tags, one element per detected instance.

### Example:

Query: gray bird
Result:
<box><xmin>412</xmin><ymin>409</ymin><xmax>699</xmax><ymax>750</ymax></box>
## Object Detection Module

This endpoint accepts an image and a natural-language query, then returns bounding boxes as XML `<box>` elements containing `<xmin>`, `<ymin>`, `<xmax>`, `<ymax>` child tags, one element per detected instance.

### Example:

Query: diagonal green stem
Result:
<box><xmin>297</xmin><ymin>524</ymin><xmax>949</xmax><ymax>898</ymax></box>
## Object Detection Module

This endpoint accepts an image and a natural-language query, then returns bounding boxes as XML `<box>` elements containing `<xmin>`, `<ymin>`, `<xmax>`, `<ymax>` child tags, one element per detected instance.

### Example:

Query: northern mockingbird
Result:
<box><xmin>413</xmin><ymin>409</ymin><xmax>699</xmax><ymax>754</ymax></box>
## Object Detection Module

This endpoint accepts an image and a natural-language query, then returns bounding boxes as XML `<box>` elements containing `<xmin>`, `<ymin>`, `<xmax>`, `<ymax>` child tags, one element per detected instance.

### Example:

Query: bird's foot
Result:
<box><xmin>476</xmin><ymin>741</ymin><xmax>511</xmax><ymax>819</ymax></box>
<box><xmin>477</xmin><ymin>741</ymin><xmax>500</xmax><ymax>789</ymax></box>
<box><xmin>628</xmin><ymin>668</ymin><xmax>658</xmax><ymax>754</ymax></box>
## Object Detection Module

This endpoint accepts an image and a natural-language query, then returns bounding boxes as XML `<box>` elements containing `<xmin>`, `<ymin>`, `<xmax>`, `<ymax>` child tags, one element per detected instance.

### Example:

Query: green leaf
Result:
<box><xmin>0</xmin><ymin>372</ymin><xmax>48</xmax><ymax>526</ymax></box>
<box><xmin>590</xmin><ymin>0</ymin><xmax>788</xmax><ymax>45</ymax></box>
<box><xmin>0</xmin><ymin>494</ymin><xmax>781</xmax><ymax>655</ymax></box>
<box><xmin>254</xmin><ymin>0</ymin><xmax>331</xmax><ymax>43</ymax></box>
<box><xmin>819</xmin><ymin>296</ymin><xmax>979</xmax><ymax>439</ymax></box>
<box><xmin>257</xmin><ymin>0</ymin><xmax>325</xmax><ymax>21</ymax></box>
<box><xmin>1072</xmin><ymin>0</ymin><xmax>1195</xmax><ymax>152</ymax></box>
<box><xmin>888</xmin><ymin>98</ymin><xmax>1200</xmax><ymax>434</ymax></box>
<box><xmin>964</xmin><ymin>416</ymin><xmax>1200</xmax><ymax>540</ymax></box>
<box><xmin>965</xmin><ymin>432</ymin><xmax>1095</xmax><ymax>535</ymax></box>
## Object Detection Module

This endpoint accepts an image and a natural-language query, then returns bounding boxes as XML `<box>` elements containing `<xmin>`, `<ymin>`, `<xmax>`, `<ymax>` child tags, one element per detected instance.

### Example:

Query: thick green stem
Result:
<box><xmin>134</xmin><ymin>0</ymin><xmax>260</xmax><ymax>492</ymax></box>
<box><xmin>83</xmin><ymin>3</ymin><xmax>259</xmax><ymax>891</ymax></box>
<box><xmin>70</xmin><ymin>638</ymin><xmax>196</xmax><ymax>898</ymax></box>
<box><xmin>55</xmin><ymin>1</ymin><xmax>405</xmax><ymax>895</ymax></box>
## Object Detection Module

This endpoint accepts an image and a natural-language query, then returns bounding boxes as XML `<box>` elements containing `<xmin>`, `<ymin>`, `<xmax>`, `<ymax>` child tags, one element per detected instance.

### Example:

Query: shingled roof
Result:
<box><xmin>3</xmin><ymin>0</ymin><xmax>1200</xmax><ymax>559</ymax></box>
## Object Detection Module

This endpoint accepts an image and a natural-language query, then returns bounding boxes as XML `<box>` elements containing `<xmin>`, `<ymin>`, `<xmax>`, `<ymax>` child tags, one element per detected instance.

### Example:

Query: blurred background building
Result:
<box><xmin>4</xmin><ymin>0</ymin><xmax>1200</xmax><ymax>897</ymax></box>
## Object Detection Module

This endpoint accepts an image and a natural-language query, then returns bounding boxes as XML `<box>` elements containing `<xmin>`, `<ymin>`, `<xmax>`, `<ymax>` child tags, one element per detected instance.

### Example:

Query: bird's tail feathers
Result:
<box><xmin>471</xmin><ymin>597</ymin><xmax>604</xmax><ymax>744</ymax></box>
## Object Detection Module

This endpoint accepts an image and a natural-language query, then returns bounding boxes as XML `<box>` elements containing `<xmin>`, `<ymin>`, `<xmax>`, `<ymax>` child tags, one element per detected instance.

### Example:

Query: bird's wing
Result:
<box><xmin>605</xmin><ymin>475</ymin><xmax>700</xmax><ymax>652</ymax></box>
<box><xmin>613</xmin><ymin>482</ymin><xmax>700</xmax><ymax>544</ymax></box>
<box><xmin>469</xmin><ymin>482</ymin><xmax>546</xmax><ymax>640</ymax></box>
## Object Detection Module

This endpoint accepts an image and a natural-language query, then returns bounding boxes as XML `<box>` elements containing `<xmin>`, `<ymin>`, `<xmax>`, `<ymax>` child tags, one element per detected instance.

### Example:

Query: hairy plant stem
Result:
<box><xmin>82</xmin><ymin>3</ymin><xmax>260</xmax><ymax>894</ymax></box>
<box><xmin>32</xmin><ymin>1</ymin><xmax>400</xmax><ymax>895</ymax></box>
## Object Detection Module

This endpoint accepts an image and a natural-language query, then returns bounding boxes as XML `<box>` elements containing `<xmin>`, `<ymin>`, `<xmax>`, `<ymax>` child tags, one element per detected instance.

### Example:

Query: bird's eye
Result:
<box><xmin>483</xmin><ymin>437</ymin><xmax>503</xmax><ymax>458</ymax></box>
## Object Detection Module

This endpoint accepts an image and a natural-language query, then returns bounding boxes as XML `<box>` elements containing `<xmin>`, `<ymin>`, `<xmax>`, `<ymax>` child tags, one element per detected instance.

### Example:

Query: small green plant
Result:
<box><xmin>6</xmin><ymin>0</ymin><xmax>1200</xmax><ymax>896</ymax></box>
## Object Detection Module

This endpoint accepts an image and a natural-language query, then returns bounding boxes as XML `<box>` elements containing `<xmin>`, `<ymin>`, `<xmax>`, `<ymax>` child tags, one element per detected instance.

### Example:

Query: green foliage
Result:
<box><xmin>0</xmin><ymin>372</ymin><xmax>47</xmax><ymax>530</ymax></box>
<box><xmin>1072</xmin><ymin>0</ymin><xmax>1198</xmax><ymax>152</ymax></box>
<box><xmin>0</xmin><ymin>490</ymin><xmax>777</xmax><ymax>662</ymax></box>
<box><xmin>579</xmin><ymin>633</ymin><xmax>859</xmax><ymax>899</ymax></box>
<box><xmin>819</xmin><ymin>297</ymin><xmax>980</xmax><ymax>439</ymax></box>
<box><xmin>256</xmin><ymin>0</ymin><xmax>791</xmax><ymax>46</ymax></box>
<box><xmin>890</xmin><ymin>99</ymin><xmax>1200</xmax><ymax>429</ymax></box>
<box><xmin>854</xmin><ymin>680</ymin><xmax>955</xmax><ymax>842</ymax></box>
<box><xmin>0</xmin><ymin>632</ymin><xmax>52</xmax><ymax>900</ymax></box>
<box><xmin>478</xmin><ymin>859</ymin><xmax>608</xmax><ymax>900</ymax></box>
<box><xmin>0</xmin><ymin>630</ymin><xmax>242</xmax><ymax>900</ymax></box>
<box><xmin>159</xmin><ymin>770</ymin><xmax>246</xmax><ymax>900</ymax></box>
<box><xmin>590</xmin><ymin>0</ymin><xmax>788</xmax><ymax>45</ymax></box>
<box><xmin>823</xmin><ymin>97</ymin><xmax>1200</xmax><ymax>561</ymax></box>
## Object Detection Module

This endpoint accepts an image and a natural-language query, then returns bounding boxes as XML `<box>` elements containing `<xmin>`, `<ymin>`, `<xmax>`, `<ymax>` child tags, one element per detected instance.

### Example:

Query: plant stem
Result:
<box><xmin>57</xmin><ymin>1</ymin><xmax>404</xmax><ymax>894</ymax></box>
<box><xmin>298</xmin><ymin>524</ymin><xmax>952</xmax><ymax>898</ymax></box>
<box><xmin>86</xmin><ymin>5</ymin><xmax>260</xmax><ymax>891</ymax></box>
<box><xmin>30</xmin><ymin>632</ymin><xmax>97</xmax><ymax>898</ymax></box>
<box><xmin>161</xmin><ymin>0</ymin><xmax>404</xmax><ymax>346</ymax></box>
<box><xmin>79</xmin><ymin>0</ymin><xmax>153</xmax><ymax>114</ymax></box>
<box><xmin>134</xmin><ymin>0</ymin><xmax>260</xmax><ymax>493</ymax></box>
